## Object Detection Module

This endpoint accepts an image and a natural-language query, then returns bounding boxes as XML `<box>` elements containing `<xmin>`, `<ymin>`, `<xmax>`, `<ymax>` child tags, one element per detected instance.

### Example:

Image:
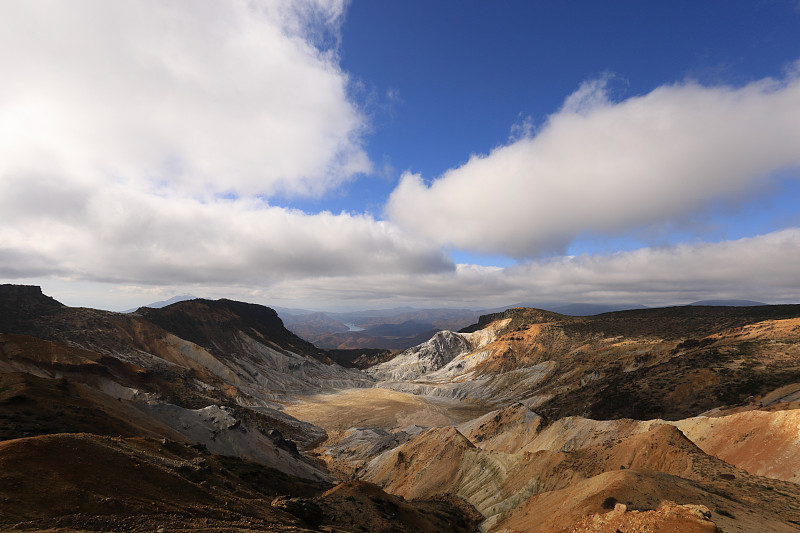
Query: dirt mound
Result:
<box><xmin>364</xmin><ymin>426</ymin><xmax>476</xmax><ymax>500</ymax></box>
<box><xmin>0</xmin><ymin>433</ymin><xmax>483</xmax><ymax>532</ymax></box>
<box><xmin>489</xmin><ymin>467</ymin><xmax>798</xmax><ymax>533</ymax></box>
<box><xmin>458</xmin><ymin>403</ymin><xmax>543</xmax><ymax>453</ymax></box>
<box><xmin>676</xmin><ymin>408</ymin><xmax>800</xmax><ymax>483</ymax></box>
<box><xmin>319</xmin><ymin>480</ymin><xmax>482</xmax><ymax>533</ymax></box>
<box><xmin>0</xmin><ymin>433</ymin><xmax>321</xmax><ymax>531</ymax></box>
<box><xmin>509</xmin><ymin>409</ymin><xmax>800</xmax><ymax>485</ymax></box>
<box><xmin>564</xmin><ymin>500</ymin><xmax>721</xmax><ymax>533</ymax></box>
<box><xmin>359</xmin><ymin>421</ymin><xmax>800</xmax><ymax>532</ymax></box>
<box><xmin>561</xmin><ymin>425</ymin><xmax>745</xmax><ymax>485</ymax></box>
<box><xmin>0</xmin><ymin>371</ymin><xmax>184</xmax><ymax>441</ymax></box>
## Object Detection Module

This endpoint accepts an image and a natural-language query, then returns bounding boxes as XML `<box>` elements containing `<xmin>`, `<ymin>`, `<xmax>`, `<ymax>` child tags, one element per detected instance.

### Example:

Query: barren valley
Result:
<box><xmin>1</xmin><ymin>284</ymin><xmax>799</xmax><ymax>532</ymax></box>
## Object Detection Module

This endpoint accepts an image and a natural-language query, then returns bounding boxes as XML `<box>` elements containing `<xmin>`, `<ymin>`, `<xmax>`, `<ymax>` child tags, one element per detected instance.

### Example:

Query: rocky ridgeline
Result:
<box><xmin>366</xmin><ymin>330</ymin><xmax>474</xmax><ymax>381</ymax></box>
<box><xmin>0</xmin><ymin>285</ymin><xmax>373</xmax><ymax>481</ymax></box>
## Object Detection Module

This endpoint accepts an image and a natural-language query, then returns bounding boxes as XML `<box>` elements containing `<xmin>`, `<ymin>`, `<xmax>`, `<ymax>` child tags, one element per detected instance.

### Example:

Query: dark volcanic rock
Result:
<box><xmin>138</xmin><ymin>298</ymin><xmax>334</xmax><ymax>364</ymax></box>
<box><xmin>327</xmin><ymin>348</ymin><xmax>396</xmax><ymax>368</ymax></box>
<box><xmin>0</xmin><ymin>284</ymin><xmax>64</xmax><ymax>334</ymax></box>
<box><xmin>271</xmin><ymin>496</ymin><xmax>324</xmax><ymax>526</ymax></box>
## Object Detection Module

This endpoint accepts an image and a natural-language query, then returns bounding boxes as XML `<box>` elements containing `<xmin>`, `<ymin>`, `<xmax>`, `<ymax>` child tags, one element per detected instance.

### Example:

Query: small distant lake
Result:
<box><xmin>344</xmin><ymin>323</ymin><xmax>365</xmax><ymax>332</ymax></box>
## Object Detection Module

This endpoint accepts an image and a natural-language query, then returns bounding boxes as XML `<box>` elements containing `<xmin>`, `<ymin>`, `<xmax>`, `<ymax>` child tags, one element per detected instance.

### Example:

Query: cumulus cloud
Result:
<box><xmin>0</xmin><ymin>180</ymin><xmax>452</xmax><ymax>285</ymax></box>
<box><xmin>387</xmin><ymin>72</ymin><xmax>800</xmax><ymax>257</ymax></box>
<box><xmin>4</xmin><ymin>1</ymin><xmax>799</xmax><ymax>312</ymax></box>
<box><xmin>13</xmin><ymin>227</ymin><xmax>800</xmax><ymax>311</ymax></box>
<box><xmin>503</xmin><ymin>228</ymin><xmax>800</xmax><ymax>303</ymax></box>
<box><xmin>560</xmin><ymin>75</ymin><xmax>613</xmax><ymax>115</ymax></box>
<box><xmin>0</xmin><ymin>0</ymin><xmax>456</xmax><ymax>288</ymax></box>
<box><xmin>0</xmin><ymin>0</ymin><xmax>369</xmax><ymax>198</ymax></box>
<box><xmin>0</xmin><ymin>156</ymin><xmax>453</xmax><ymax>285</ymax></box>
<box><xmin>256</xmin><ymin>228</ymin><xmax>800</xmax><ymax>309</ymax></box>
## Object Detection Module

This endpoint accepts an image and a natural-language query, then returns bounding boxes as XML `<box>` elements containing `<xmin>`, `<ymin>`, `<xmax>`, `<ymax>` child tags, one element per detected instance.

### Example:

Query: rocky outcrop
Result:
<box><xmin>0</xmin><ymin>286</ymin><xmax>374</xmax><ymax>404</ymax></box>
<box><xmin>457</xmin><ymin>403</ymin><xmax>543</xmax><ymax>453</ymax></box>
<box><xmin>367</xmin><ymin>330</ymin><xmax>473</xmax><ymax>381</ymax></box>
<box><xmin>141</xmin><ymin>403</ymin><xmax>332</xmax><ymax>482</ymax></box>
<box><xmin>139</xmin><ymin>298</ymin><xmax>333</xmax><ymax>364</ymax></box>
<box><xmin>0</xmin><ymin>284</ymin><xmax>64</xmax><ymax>334</ymax></box>
<box><xmin>565</xmin><ymin>500</ymin><xmax>721</xmax><ymax>533</ymax></box>
<box><xmin>270</xmin><ymin>496</ymin><xmax>324</xmax><ymax>526</ymax></box>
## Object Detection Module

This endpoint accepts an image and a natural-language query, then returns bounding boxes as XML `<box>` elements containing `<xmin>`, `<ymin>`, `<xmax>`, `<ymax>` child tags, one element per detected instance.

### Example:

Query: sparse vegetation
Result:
<box><xmin>2</xmin><ymin>286</ymin><xmax>800</xmax><ymax>532</ymax></box>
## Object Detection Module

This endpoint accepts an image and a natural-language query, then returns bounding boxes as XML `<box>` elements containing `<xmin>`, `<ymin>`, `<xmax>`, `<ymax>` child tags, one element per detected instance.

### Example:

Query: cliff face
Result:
<box><xmin>140</xmin><ymin>298</ymin><xmax>333</xmax><ymax>363</ymax></box>
<box><xmin>0</xmin><ymin>287</ymin><xmax>372</xmax><ymax>402</ymax></box>
<box><xmin>0</xmin><ymin>284</ymin><xmax>64</xmax><ymax>333</ymax></box>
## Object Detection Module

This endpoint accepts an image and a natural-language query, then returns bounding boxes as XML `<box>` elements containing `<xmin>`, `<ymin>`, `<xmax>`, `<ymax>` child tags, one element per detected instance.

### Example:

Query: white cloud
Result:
<box><xmin>0</xmin><ymin>182</ymin><xmax>452</xmax><ymax>285</ymax></box>
<box><xmin>387</xmin><ymin>72</ymin><xmax>800</xmax><ymax>258</ymax></box>
<box><xmin>253</xmin><ymin>228</ymin><xmax>800</xmax><ymax>309</ymax></box>
<box><xmin>3</xmin><ymin>2</ymin><xmax>799</xmax><ymax>313</ymax></box>
<box><xmin>503</xmin><ymin>228</ymin><xmax>800</xmax><ymax>302</ymax></box>
<box><xmin>0</xmin><ymin>0</ymin><xmax>369</xmax><ymax>198</ymax></box>
<box><xmin>559</xmin><ymin>75</ymin><xmax>612</xmax><ymax>115</ymax></box>
<box><xmin>12</xmin><ymin>228</ymin><xmax>799</xmax><ymax>311</ymax></box>
<box><xmin>0</xmin><ymin>1</ymin><xmax>455</xmax><ymax>289</ymax></box>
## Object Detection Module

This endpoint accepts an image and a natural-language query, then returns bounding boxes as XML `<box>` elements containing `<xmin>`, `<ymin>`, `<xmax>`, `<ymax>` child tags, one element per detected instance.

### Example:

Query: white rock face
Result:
<box><xmin>365</xmin><ymin>319</ymin><xmax>521</xmax><ymax>403</ymax></box>
<box><xmin>160</xmin><ymin>331</ymin><xmax>374</xmax><ymax>404</ymax></box>
<box><xmin>326</xmin><ymin>427</ymin><xmax>411</xmax><ymax>464</ymax></box>
<box><xmin>367</xmin><ymin>330</ymin><xmax>474</xmax><ymax>382</ymax></box>
<box><xmin>141</xmin><ymin>402</ymin><xmax>334</xmax><ymax>482</ymax></box>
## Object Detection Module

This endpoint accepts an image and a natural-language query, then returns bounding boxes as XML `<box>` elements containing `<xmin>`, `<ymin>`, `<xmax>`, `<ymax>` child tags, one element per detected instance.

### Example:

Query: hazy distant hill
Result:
<box><xmin>123</xmin><ymin>294</ymin><xmax>196</xmax><ymax>313</ymax></box>
<box><xmin>498</xmin><ymin>301</ymin><xmax>649</xmax><ymax>316</ymax></box>
<box><xmin>277</xmin><ymin>307</ymin><xmax>482</xmax><ymax>350</ymax></box>
<box><xmin>689</xmin><ymin>299</ymin><xmax>767</xmax><ymax>306</ymax></box>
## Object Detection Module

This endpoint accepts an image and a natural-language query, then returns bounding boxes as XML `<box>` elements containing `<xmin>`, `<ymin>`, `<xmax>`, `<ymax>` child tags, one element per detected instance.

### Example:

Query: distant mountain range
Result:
<box><xmin>277</xmin><ymin>301</ymin><xmax>744</xmax><ymax>350</ymax></box>
<box><xmin>274</xmin><ymin>303</ymin><xmax>656</xmax><ymax>350</ymax></box>
<box><xmin>128</xmin><ymin>297</ymin><xmax>771</xmax><ymax>351</ymax></box>
<box><xmin>275</xmin><ymin>307</ymin><xmax>484</xmax><ymax>351</ymax></box>
<box><xmin>123</xmin><ymin>294</ymin><xmax>196</xmax><ymax>313</ymax></box>
<box><xmin>688</xmin><ymin>299</ymin><xmax>767</xmax><ymax>306</ymax></box>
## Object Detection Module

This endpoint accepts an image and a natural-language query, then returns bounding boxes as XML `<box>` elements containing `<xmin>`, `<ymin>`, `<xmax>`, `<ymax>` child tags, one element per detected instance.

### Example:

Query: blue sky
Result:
<box><xmin>277</xmin><ymin>0</ymin><xmax>800</xmax><ymax>259</ymax></box>
<box><xmin>1</xmin><ymin>0</ymin><xmax>799</xmax><ymax>311</ymax></box>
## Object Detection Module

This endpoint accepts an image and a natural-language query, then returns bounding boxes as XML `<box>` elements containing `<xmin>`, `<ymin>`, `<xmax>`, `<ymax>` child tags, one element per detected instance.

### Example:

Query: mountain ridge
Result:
<box><xmin>2</xmin><ymin>285</ymin><xmax>800</xmax><ymax>532</ymax></box>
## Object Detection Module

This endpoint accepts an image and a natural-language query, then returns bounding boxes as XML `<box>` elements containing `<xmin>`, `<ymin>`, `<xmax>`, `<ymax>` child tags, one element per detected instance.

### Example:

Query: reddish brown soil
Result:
<box><xmin>560</xmin><ymin>500</ymin><xmax>722</xmax><ymax>533</ymax></box>
<box><xmin>319</xmin><ymin>480</ymin><xmax>482</xmax><ymax>533</ymax></box>
<box><xmin>0</xmin><ymin>433</ymin><xmax>481</xmax><ymax>532</ymax></box>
